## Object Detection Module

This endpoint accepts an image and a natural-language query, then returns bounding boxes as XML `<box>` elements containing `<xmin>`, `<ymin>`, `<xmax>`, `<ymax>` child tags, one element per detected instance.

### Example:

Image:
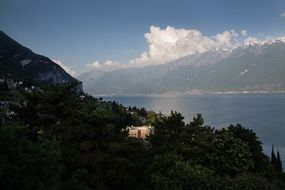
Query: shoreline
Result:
<box><xmin>93</xmin><ymin>91</ymin><xmax>285</xmax><ymax>98</ymax></box>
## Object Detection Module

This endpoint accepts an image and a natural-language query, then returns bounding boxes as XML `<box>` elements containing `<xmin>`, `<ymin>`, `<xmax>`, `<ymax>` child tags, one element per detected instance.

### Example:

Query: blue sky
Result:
<box><xmin>1</xmin><ymin>0</ymin><xmax>285</xmax><ymax>75</ymax></box>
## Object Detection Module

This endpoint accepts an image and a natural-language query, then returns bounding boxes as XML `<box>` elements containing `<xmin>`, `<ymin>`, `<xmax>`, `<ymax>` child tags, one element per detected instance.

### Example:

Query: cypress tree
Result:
<box><xmin>276</xmin><ymin>150</ymin><xmax>283</xmax><ymax>172</ymax></box>
<box><xmin>271</xmin><ymin>145</ymin><xmax>277</xmax><ymax>168</ymax></box>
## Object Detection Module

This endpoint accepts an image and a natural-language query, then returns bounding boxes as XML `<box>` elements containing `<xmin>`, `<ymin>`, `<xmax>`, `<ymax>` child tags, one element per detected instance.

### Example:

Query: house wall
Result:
<box><xmin>127</xmin><ymin>126</ymin><xmax>154</xmax><ymax>139</ymax></box>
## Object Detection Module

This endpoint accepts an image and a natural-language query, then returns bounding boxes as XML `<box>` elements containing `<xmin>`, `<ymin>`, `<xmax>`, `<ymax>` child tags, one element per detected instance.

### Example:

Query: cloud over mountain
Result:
<box><xmin>240</xmin><ymin>30</ymin><xmax>248</xmax><ymax>37</ymax></box>
<box><xmin>129</xmin><ymin>26</ymin><xmax>240</xmax><ymax>66</ymax></box>
<box><xmin>86</xmin><ymin>26</ymin><xmax>285</xmax><ymax>71</ymax></box>
<box><xmin>86</xmin><ymin>60</ymin><xmax>122</xmax><ymax>72</ymax></box>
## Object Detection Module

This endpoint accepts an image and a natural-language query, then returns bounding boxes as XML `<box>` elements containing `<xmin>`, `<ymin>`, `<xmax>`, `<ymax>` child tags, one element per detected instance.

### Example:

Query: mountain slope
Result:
<box><xmin>0</xmin><ymin>31</ymin><xmax>79</xmax><ymax>85</ymax></box>
<box><xmin>79</xmin><ymin>40</ymin><xmax>285</xmax><ymax>95</ymax></box>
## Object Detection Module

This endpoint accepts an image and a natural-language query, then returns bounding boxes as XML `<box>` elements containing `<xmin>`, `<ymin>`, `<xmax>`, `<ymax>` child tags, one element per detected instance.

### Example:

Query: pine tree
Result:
<box><xmin>276</xmin><ymin>150</ymin><xmax>283</xmax><ymax>172</ymax></box>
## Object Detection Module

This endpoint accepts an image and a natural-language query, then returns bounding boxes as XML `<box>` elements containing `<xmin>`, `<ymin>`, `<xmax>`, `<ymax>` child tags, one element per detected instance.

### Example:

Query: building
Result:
<box><xmin>0</xmin><ymin>101</ymin><xmax>9</xmax><ymax>111</ymax></box>
<box><xmin>79</xmin><ymin>95</ymin><xmax>86</xmax><ymax>101</ymax></box>
<box><xmin>127</xmin><ymin>125</ymin><xmax>154</xmax><ymax>139</ymax></box>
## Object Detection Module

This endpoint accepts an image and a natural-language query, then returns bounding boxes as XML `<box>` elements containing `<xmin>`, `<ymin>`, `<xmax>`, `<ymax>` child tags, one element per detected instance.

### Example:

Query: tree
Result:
<box><xmin>211</xmin><ymin>129</ymin><xmax>254</xmax><ymax>176</ymax></box>
<box><xmin>271</xmin><ymin>145</ymin><xmax>278</xmax><ymax>169</ymax></box>
<box><xmin>147</xmin><ymin>152</ymin><xmax>221</xmax><ymax>190</ymax></box>
<box><xmin>188</xmin><ymin>113</ymin><xmax>204</xmax><ymax>127</ymax></box>
<box><xmin>277</xmin><ymin>151</ymin><xmax>283</xmax><ymax>172</ymax></box>
<box><xmin>0</xmin><ymin>80</ymin><xmax>9</xmax><ymax>91</ymax></box>
<box><xmin>181</xmin><ymin>114</ymin><xmax>215</xmax><ymax>165</ymax></box>
<box><xmin>3</xmin><ymin>83</ymin><xmax>285</xmax><ymax>189</ymax></box>
<box><xmin>147</xmin><ymin>111</ymin><xmax>185</xmax><ymax>154</ymax></box>
<box><xmin>227</xmin><ymin>124</ymin><xmax>270</xmax><ymax>173</ymax></box>
<box><xmin>0</xmin><ymin>123</ymin><xmax>63</xmax><ymax>190</ymax></box>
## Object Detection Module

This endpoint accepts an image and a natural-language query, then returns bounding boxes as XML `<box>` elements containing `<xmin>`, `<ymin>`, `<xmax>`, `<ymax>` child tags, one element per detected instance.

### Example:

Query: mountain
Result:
<box><xmin>0</xmin><ymin>31</ymin><xmax>80</xmax><ymax>85</ymax></box>
<box><xmin>79</xmin><ymin>39</ymin><xmax>285</xmax><ymax>95</ymax></box>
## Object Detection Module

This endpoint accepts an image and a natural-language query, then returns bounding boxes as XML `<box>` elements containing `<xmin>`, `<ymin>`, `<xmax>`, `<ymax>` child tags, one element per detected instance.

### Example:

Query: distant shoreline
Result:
<box><xmin>92</xmin><ymin>91</ymin><xmax>285</xmax><ymax>98</ymax></box>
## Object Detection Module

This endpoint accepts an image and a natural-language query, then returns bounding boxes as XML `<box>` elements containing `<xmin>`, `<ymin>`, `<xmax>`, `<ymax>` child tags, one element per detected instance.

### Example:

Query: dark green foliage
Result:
<box><xmin>125</xmin><ymin>106</ymin><xmax>148</xmax><ymax>126</ymax></box>
<box><xmin>0</xmin><ymin>80</ymin><xmax>9</xmax><ymax>91</ymax></box>
<box><xmin>271</xmin><ymin>146</ymin><xmax>283</xmax><ymax>173</ymax></box>
<box><xmin>227</xmin><ymin>124</ymin><xmax>269</xmax><ymax>173</ymax></box>
<box><xmin>189</xmin><ymin>113</ymin><xmax>204</xmax><ymax>127</ymax></box>
<box><xmin>147</xmin><ymin>111</ymin><xmax>184</xmax><ymax>154</ymax></box>
<box><xmin>212</xmin><ymin>129</ymin><xmax>254</xmax><ymax>176</ymax></box>
<box><xmin>0</xmin><ymin>124</ymin><xmax>63</xmax><ymax>190</ymax></box>
<box><xmin>128</xmin><ymin>106</ymin><xmax>147</xmax><ymax>117</ymax></box>
<box><xmin>0</xmin><ymin>85</ymin><xmax>284</xmax><ymax>190</ymax></box>
<box><xmin>147</xmin><ymin>152</ymin><xmax>222</xmax><ymax>190</ymax></box>
<box><xmin>271</xmin><ymin>146</ymin><xmax>278</xmax><ymax>167</ymax></box>
<box><xmin>277</xmin><ymin>151</ymin><xmax>283</xmax><ymax>172</ymax></box>
<box><xmin>148</xmin><ymin>112</ymin><xmax>284</xmax><ymax>189</ymax></box>
<box><xmin>2</xmin><ymin>84</ymin><xmax>154</xmax><ymax>189</ymax></box>
<box><xmin>0</xmin><ymin>80</ymin><xmax>10</xmax><ymax>99</ymax></box>
<box><xmin>223</xmin><ymin>173</ymin><xmax>285</xmax><ymax>190</ymax></box>
<box><xmin>181</xmin><ymin>119</ymin><xmax>215</xmax><ymax>166</ymax></box>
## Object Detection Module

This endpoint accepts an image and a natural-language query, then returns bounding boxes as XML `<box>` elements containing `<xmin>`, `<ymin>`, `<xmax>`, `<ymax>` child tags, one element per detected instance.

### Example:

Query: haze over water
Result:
<box><xmin>105</xmin><ymin>93</ymin><xmax>285</xmax><ymax>164</ymax></box>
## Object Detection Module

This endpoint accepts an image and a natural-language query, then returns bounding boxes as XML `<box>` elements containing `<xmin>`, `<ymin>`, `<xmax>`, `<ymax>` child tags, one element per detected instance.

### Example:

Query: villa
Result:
<box><xmin>127</xmin><ymin>125</ymin><xmax>154</xmax><ymax>139</ymax></box>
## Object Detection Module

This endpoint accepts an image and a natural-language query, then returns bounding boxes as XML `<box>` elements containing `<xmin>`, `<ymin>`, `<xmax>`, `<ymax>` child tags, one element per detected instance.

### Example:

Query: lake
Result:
<box><xmin>104</xmin><ymin>93</ymin><xmax>285</xmax><ymax>165</ymax></box>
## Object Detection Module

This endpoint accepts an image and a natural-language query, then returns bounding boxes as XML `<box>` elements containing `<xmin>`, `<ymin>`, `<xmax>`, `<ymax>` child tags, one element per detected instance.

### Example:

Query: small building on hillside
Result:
<box><xmin>79</xmin><ymin>95</ymin><xmax>86</xmax><ymax>101</ymax></box>
<box><xmin>127</xmin><ymin>125</ymin><xmax>154</xmax><ymax>139</ymax></box>
<box><xmin>0</xmin><ymin>101</ymin><xmax>9</xmax><ymax>111</ymax></box>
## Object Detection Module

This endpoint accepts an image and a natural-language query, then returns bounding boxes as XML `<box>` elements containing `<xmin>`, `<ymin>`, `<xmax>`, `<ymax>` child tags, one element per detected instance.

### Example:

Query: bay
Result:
<box><xmin>104</xmin><ymin>93</ymin><xmax>285</xmax><ymax>165</ymax></box>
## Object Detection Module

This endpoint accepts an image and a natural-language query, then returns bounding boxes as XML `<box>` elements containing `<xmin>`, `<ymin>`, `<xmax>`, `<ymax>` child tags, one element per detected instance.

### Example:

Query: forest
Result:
<box><xmin>0</xmin><ymin>84</ymin><xmax>284</xmax><ymax>190</ymax></box>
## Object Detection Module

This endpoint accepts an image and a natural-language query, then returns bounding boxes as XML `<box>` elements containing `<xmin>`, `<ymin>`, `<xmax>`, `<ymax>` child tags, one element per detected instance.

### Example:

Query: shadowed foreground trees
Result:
<box><xmin>0</xmin><ymin>85</ymin><xmax>284</xmax><ymax>190</ymax></box>
<box><xmin>147</xmin><ymin>111</ymin><xmax>284</xmax><ymax>189</ymax></box>
<box><xmin>0</xmin><ymin>124</ymin><xmax>62</xmax><ymax>190</ymax></box>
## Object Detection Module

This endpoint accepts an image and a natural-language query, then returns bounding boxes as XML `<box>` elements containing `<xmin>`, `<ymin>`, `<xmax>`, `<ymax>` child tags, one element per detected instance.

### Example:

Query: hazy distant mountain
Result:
<box><xmin>0</xmin><ymin>31</ymin><xmax>79</xmax><ymax>85</ymax></box>
<box><xmin>79</xmin><ymin>39</ymin><xmax>285</xmax><ymax>95</ymax></box>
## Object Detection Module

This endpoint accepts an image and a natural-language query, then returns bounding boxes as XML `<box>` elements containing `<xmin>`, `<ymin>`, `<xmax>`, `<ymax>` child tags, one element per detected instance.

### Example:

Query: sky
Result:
<box><xmin>1</xmin><ymin>0</ymin><xmax>285</xmax><ymax>76</ymax></box>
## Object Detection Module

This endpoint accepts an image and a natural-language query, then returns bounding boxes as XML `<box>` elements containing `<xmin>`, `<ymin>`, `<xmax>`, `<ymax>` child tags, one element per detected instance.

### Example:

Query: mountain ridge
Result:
<box><xmin>0</xmin><ymin>31</ymin><xmax>80</xmax><ymax>86</ymax></box>
<box><xmin>79</xmin><ymin>40</ymin><xmax>285</xmax><ymax>96</ymax></box>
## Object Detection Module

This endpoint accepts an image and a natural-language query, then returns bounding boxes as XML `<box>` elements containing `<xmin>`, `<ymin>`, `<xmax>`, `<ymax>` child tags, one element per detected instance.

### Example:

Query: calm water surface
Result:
<box><xmin>104</xmin><ymin>93</ymin><xmax>285</xmax><ymax>164</ymax></box>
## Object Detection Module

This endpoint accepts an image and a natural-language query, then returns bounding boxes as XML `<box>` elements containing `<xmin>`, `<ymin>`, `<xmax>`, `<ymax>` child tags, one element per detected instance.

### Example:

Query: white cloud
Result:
<box><xmin>85</xmin><ymin>26</ymin><xmax>285</xmax><ymax>72</ymax></box>
<box><xmin>240</xmin><ymin>30</ymin><xmax>248</xmax><ymax>37</ymax></box>
<box><xmin>86</xmin><ymin>60</ymin><xmax>122</xmax><ymax>72</ymax></box>
<box><xmin>214</xmin><ymin>30</ymin><xmax>239</xmax><ymax>47</ymax></box>
<box><xmin>243</xmin><ymin>36</ymin><xmax>261</xmax><ymax>44</ymax></box>
<box><xmin>52</xmin><ymin>59</ymin><xmax>77</xmax><ymax>77</ymax></box>
<box><xmin>280</xmin><ymin>12</ymin><xmax>285</xmax><ymax>17</ymax></box>
<box><xmin>129</xmin><ymin>26</ymin><xmax>240</xmax><ymax>66</ymax></box>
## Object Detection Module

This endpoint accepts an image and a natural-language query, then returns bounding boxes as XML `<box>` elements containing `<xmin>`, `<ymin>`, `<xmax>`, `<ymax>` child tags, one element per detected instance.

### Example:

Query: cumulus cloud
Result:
<box><xmin>129</xmin><ymin>26</ymin><xmax>240</xmax><ymax>66</ymax></box>
<box><xmin>86</xmin><ymin>60</ymin><xmax>122</xmax><ymax>72</ymax></box>
<box><xmin>214</xmin><ymin>30</ymin><xmax>239</xmax><ymax>47</ymax></box>
<box><xmin>280</xmin><ymin>12</ymin><xmax>285</xmax><ymax>17</ymax></box>
<box><xmin>52</xmin><ymin>59</ymin><xmax>77</xmax><ymax>77</ymax></box>
<box><xmin>240</xmin><ymin>30</ymin><xmax>248</xmax><ymax>37</ymax></box>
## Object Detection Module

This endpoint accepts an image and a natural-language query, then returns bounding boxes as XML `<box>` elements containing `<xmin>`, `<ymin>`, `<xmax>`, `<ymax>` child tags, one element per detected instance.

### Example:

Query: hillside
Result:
<box><xmin>1</xmin><ymin>84</ymin><xmax>284</xmax><ymax>189</ymax></box>
<box><xmin>0</xmin><ymin>31</ymin><xmax>80</xmax><ymax>85</ymax></box>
